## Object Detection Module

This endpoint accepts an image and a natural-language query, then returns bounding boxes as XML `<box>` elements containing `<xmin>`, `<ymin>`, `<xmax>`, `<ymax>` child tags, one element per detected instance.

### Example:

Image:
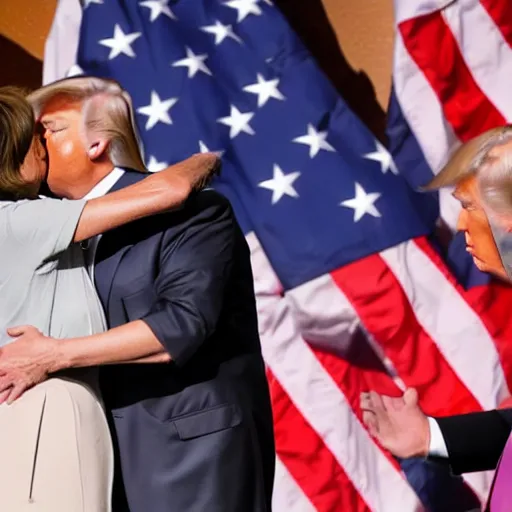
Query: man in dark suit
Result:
<box><xmin>360</xmin><ymin>126</ymin><xmax>512</xmax><ymax>508</ymax></box>
<box><xmin>0</xmin><ymin>77</ymin><xmax>275</xmax><ymax>511</ymax></box>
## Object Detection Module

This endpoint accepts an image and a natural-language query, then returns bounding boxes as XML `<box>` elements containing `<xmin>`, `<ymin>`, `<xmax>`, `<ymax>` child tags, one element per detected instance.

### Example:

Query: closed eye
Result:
<box><xmin>46</xmin><ymin>127</ymin><xmax>65</xmax><ymax>135</ymax></box>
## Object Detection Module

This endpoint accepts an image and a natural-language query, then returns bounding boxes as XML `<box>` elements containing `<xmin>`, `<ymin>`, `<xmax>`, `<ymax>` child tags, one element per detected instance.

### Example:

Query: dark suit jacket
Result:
<box><xmin>94</xmin><ymin>171</ymin><xmax>275</xmax><ymax>512</ymax></box>
<box><xmin>436</xmin><ymin>408</ymin><xmax>512</xmax><ymax>474</ymax></box>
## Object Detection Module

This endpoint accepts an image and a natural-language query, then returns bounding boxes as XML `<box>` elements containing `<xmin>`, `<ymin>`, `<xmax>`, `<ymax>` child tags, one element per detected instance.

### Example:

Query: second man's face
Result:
<box><xmin>455</xmin><ymin>175</ymin><xmax>508</xmax><ymax>280</ymax></box>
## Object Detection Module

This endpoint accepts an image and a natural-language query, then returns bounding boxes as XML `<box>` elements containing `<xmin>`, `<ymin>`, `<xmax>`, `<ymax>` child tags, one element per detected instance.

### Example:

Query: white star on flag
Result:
<box><xmin>66</xmin><ymin>64</ymin><xmax>84</xmax><ymax>77</ymax></box>
<box><xmin>99</xmin><ymin>24</ymin><xmax>141</xmax><ymax>60</ymax></box>
<box><xmin>146</xmin><ymin>155</ymin><xmax>169</xmax><ymax>172</ymax></box>
<box><xmin>223</xmin><ymin>0</ymin><xmax>262</xmax><ymax>22</ymax></box>
<box><xmin>199</xmin><ymin>141</ymin><xmax>225</xmax><ymax>158</ymax></box>
<box><xmin>201</xmin><ymin>21</ymin><xmax>242</xmax><ymax>45</ymax></box>
<box><xmin>364</xmin><ymin>141</ymin><xmax>398</xmax><ymax>174</ymax></box>
<box><xmin>293</xmin><ymin>124</ymin><xmax>335</xmax><ymax>158</ymax></box>
<box><xmin>172</xmin><ymin>47</ymin><xmax>212</xmax><ymax>78</ymax></box>
<box><xmin>243</xmin><ymin>74</ymin><xmax>285</xmax><ymax>107</ymax></box>
<box><xmin>84</xmin><ymin>0</ymin><xmax>103</xmax><ymax>7</ymax></box>
<box><xmin>137</xmin><ymin>91</ymin><xmax>178</xmax><ymax>130</ymax></box>
<box><xmin>259</xmin><ymin>165</ymin><xmax>300</xmax><ymax>205</ymax></box>
<box><xmin>140</xmin><ymin>0</ymin><xmax>177</xmax><ymax>21</ymax></box>
<box><xmin>217</xmin><ymin>106</ymin><xmax>255</xmax><ymax>138</ymax></box>
<box><xmin>341</xmin><ymin>182</ymin><xmax>381</xmax><ymax>222</ymax></box>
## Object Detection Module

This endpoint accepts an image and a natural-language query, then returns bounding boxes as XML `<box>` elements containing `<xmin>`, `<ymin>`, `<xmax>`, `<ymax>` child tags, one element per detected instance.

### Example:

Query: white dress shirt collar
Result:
<box><xmin>84</xmin><ymin>167</ymin><xmax>125</xmax><ymax>200</ymax></box>
<box><xmin>82</xmin><ymin>168</ymin><xmax>125</xmax><ymax>277</ymax></box>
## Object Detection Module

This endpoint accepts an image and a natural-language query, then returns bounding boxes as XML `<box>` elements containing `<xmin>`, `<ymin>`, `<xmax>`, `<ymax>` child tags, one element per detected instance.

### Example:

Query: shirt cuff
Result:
<box><xmin>428</xmin><ymin>416</ymin><xmax>449</xmax><ymax>458</ymax></box>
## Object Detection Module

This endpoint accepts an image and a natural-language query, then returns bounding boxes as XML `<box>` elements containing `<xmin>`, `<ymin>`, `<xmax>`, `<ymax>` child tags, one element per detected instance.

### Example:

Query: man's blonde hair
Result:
<box><xmin>423</xmin><ymin>125</ymin><xmax>512</xmax><ymax>217</ymax></box>
<box><xmin>423</xmin><ymin>126</ymin><xmax>512</xmax><ymax>191</ymax></box>
<box><xmin>27</xmin><ymin>76</ymin><xmax>146</xmax><ymax>172</ymax></box>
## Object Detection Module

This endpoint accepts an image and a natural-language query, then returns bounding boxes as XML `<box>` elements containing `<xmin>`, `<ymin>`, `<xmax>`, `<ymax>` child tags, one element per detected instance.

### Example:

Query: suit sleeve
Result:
<box><xmin>435</xmin><ymin>408</ymin><xmax>512</xmax><ymax>474</ymax></box>
<box><xmin>141</xmin><ymin>193</ymin><xmax>235</xmax><ymax>366</ymax></box>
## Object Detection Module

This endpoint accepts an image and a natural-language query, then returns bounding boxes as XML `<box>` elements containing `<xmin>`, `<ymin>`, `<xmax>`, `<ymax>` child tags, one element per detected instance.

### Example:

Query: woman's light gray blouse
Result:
<box><xmin>0</xmin><ymin>198</ymin><xmax>107</xmax><ymax>347</ymax></box>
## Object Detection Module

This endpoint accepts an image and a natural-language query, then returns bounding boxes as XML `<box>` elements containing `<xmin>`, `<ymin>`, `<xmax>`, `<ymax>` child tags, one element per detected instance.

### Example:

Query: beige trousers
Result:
<box><xmin>0</xmin><ymin>374</ymin><xmax>114</xmax><ymax>512</ymax></box>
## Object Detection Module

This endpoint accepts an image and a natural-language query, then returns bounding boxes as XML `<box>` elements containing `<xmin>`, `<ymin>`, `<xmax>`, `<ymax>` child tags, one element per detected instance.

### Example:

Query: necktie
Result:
<box><xmin>489</xmin><ymin>432</ymin><xmax>512</xmax><ymax>511</ymax></box>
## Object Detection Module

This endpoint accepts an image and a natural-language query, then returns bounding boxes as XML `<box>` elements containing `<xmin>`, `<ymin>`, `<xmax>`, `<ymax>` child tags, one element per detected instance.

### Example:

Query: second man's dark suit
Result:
<box><xmin>93</xmin><ymin>170</ymin><xmax>275</xmax><ymax>512</ymax></box>
<box><xmin>436</xmin><ymin>408</ymin><xmax>512</xmax><ymax>474</ymax></box>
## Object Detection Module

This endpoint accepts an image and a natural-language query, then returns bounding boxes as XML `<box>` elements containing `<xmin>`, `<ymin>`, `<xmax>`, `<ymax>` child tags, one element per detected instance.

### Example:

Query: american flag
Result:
<box><xmin>42</xmin><ymin>0</ymin><xmax>512</xmax><ymax>510</ymax></box>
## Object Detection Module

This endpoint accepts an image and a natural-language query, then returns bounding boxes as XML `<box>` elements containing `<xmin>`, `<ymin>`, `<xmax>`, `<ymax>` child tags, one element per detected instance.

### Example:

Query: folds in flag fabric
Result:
<box><xmin>42</xmin><ymin>0</ymin><xmax>512</xmax><ymax>510</ymax></box>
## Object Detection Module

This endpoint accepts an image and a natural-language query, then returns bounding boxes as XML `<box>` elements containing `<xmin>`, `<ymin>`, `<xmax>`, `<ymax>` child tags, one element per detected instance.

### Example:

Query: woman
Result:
<box><xmin>0</xmin><ymin>86</ymin><xmax>219</xmax><ymax>511</ymax></box>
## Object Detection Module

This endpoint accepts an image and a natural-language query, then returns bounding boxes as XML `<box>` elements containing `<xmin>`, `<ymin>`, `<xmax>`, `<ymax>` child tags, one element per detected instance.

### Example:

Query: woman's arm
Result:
<box><xmin>0</xmin><ymin>321</ymin><xmax>171</xmax><ymax>403</ymax></box>
<box><xmin>73</xmin><ymin>153</ymin><xmax>219</xmax><ymax>243</ymax></box>
<box><xmin>55</xmin><ymin>320</ymin><xmax>170</xmax><ymax>368</ymax></box>
<box><xmin>121</xmin><ymin>352</ymin><xmax>171</xmax><ymax>364</ymax></box>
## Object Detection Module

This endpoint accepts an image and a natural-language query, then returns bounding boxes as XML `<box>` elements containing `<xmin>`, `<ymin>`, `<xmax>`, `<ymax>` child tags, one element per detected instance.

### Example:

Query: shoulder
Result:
<box><xmin>0</xmin><ymin>198</ymin><xmax>37</xmax><ymax>222</ymax></box>
<box><xmin>184</xmin><ymin>189</ymin><xmax>234</xmax><ymax>218</ymax></box>
<box><xmin>0</xmin><ymin>199</ymin><xmax>29</xmax><ymax>210</ymax></box>
<box><xmin>110</xmin><ymin>189</ymin><xmax>236</xmax><ymax>245</ymax></box>
<box><xmin>159</xmin><ymin>189</ymin><xmax>236</xmax><ymax>240</ymax></box>
<box><xmin>0</xmin><ymin>197</ymin><xmax>83</xmax><ymax>222</ymax></box>
<box><xmin>0</xmin><ymin>197</ymin><xmax>69</xmax><ymax>211</ymax></box>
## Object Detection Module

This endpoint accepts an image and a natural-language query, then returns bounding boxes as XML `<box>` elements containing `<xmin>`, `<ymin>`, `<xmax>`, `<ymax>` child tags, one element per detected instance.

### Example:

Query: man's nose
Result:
<box><xmin>456</xmin><ymin>209</ymin><xmax>468</xmax><ymax>232</ymax></box>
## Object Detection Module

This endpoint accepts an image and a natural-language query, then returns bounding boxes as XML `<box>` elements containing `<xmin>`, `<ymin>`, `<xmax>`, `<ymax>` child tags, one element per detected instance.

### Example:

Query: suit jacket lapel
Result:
<box><xmin>94</xmin><ymin>170</ymin><xmax>147</xmax><ymax>313</ymax></box>
<box><xmin>108</xmin><ymin>168</ymin><xmax>148</xmax><ymax>193</ymax></box>
<box><xmin>94</xmin><ymin>243</ymin><xmax>130</xmax><ymax>311</ymax></box>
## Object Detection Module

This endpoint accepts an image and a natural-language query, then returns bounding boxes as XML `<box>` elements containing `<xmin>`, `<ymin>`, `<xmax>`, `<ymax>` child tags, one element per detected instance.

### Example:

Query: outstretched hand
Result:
<box><xmin>0</xmin><ymin>326</ymin><xmax>59</xmax><ymax>404</ymax></box>
<box><xmin>360</xmin><ymin>388</ymin><xmax>431</xmax><ymax>459</ymax></box>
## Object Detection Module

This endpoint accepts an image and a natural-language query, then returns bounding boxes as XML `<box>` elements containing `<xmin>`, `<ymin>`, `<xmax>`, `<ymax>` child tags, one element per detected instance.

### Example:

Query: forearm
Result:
<box><xmin>119</xmin><ymin>352</ymin><xmax>170</xmax><ymax>364</ymax></box>
<box><xmin>74</xmin><ymin>153</ymin><xmax>219</xmax><ymax>243</ymax></box>
<box><xmin>74</xmin><ymin>173</ymin><xmax>189</xmax><ymax>243</ymax></box>
<box><xmin>53</xmin><ymin>320</ymin><xmax>170</xmax><ymax>370</ymax></box>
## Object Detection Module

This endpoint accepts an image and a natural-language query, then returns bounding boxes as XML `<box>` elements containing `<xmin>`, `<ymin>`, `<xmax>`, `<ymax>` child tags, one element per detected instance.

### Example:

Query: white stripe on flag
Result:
<box><xmin>286</xmin><ymin>273</ymin><xmax>360</xmax><ymax>356</ymax></box>
<box><xmin>442</xmin><ymin>0</ymin><xmax>512</xmax><ymax>121</ymax></box>
<box><xmin>393</xmin><ymin>35</ymin><xmax>461</xmax><ymax>229</ymax></box>
<box><xmin>43</xmin><ymin>0</ymin><xmax>83</xmax><ymax>85</ymax></box>
<box><xmin>394</xmin><ymin>0</ymin><xmax>455</xmax><ymax>24</ymax></box>
<box><xmin>248</xmin><ymin>232</ymin><xmax>426</xmax><ymax>512</ymax></box>
<box><xmin>286</xmin><ymin>243</ymin><xmax>495</xmax><ymax>502</ymax></box>
<box><xmin>381</xmin><ymin>240</ymin><xmax>509</xmax><ymax>410</ymax></box>
<box><xmin>273</xmin><ymin>457</ymin><xmax>317</xmax><ymax>512</ymax></box>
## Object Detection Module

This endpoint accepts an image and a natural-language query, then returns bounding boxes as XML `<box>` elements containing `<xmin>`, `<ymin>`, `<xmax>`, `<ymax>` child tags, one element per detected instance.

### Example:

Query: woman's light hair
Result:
<box><xmin>27</xmin><ymin>76</ymin><xmax>146</xmax><ymax>172</ymax></box>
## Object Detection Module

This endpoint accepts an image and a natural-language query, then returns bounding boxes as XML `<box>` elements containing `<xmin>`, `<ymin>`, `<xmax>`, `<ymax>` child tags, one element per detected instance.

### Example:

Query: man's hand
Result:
<box><xmin>360</xmin><ymin>388</ymin><xmax>430</xmax><ymax>459</ymax></box>
<box><xmin>0</xmin><ymin>326</ymin><xmax>59</xmax><ymax>404</ymax></box>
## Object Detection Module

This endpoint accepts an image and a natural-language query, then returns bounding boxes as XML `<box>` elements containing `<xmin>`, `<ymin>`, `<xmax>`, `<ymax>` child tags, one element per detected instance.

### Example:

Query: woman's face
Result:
<box><xmin>19</xmin><ymin>135</ymin><xmax>48</xmax><ymax>194</ymax></box>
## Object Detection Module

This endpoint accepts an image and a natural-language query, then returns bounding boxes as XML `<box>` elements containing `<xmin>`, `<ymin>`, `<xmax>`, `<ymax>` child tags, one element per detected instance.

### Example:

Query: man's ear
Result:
<box><xmin>87</xmin><ymin>139</ymin><xmax>109</xmax><ymax>161</ymax></box>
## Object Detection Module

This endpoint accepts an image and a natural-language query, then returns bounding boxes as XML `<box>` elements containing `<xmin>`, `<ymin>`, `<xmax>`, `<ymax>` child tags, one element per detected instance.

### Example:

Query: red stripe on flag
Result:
<box><xmin>399</xmin><ymin>11</ymin><xmax>506</xmax><ymax>142</ymax></box>
<box><xmin>480</xmin><ymin>0</ymin><xmax>512</xmax><ymax>49</ymax></box>
<box><xmin>415</xmin><ymin>237</ymin><xmax>512</xmax><ymax>394</ymax></box>
<box><xmin>313</xmin><ymin>345</ymin><xmax>482</xmax><ymax>507</ymax></box>
<box><xmin>311</xmin><ymin>336</ymin><xmax>403</xmax><ymax>471</ymax></box>
<box><xmin>266</xmin><ymin>369</ymin><xmax>370</xmax><ymax>512</ymax></box>
<box><xmin>330</xmin><ymin>254</ymin><xmax>482</xmax><ymax>418</ymax></box>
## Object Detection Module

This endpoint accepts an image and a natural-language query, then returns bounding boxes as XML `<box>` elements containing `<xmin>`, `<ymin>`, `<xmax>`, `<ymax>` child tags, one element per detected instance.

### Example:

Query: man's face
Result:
<box><xmin>454</xmin><ymin>175</ymin><xmax>507</xmax><ymax>279</ymax></box>
<box><xmin>38</xmin><ymin>97</ymin><xmax>91</xmax><ymax>198</ymax></box>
